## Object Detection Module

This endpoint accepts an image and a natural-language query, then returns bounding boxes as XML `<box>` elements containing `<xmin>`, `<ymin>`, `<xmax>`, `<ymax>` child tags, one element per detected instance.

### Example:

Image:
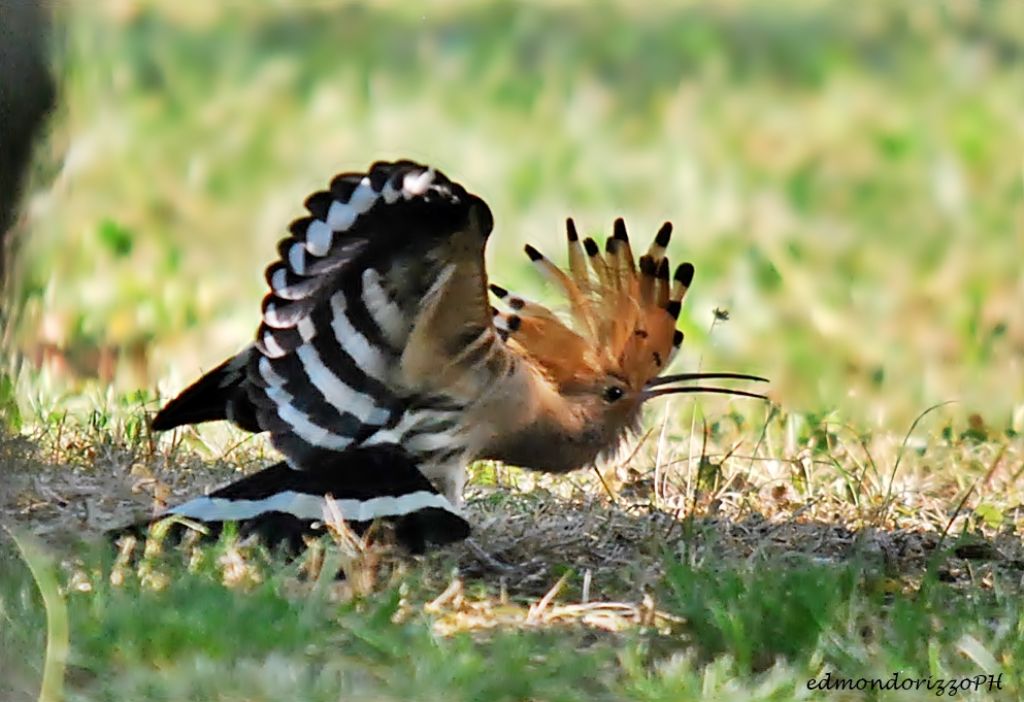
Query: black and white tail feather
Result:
<box><xmin>150</xmin><ymin>347</ymin><xmax>260</xmax><ymax>432</ymax></box>
<box><xmin>115</xmin><ymin>447</ymin><xmax>469</xmax><ymax>554</ymax></box>
<box><xmin>132</xmin><ymin>161</ymin><xmax>498</xmax><ymax>552</ymax></box>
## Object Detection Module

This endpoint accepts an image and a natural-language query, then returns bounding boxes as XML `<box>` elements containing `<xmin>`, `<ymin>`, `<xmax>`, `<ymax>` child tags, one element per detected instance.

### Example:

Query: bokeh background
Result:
<box><xmin>5</xmin><ymin>0</ymin><xmax>1023</xmax><ymax>435</ymax></box>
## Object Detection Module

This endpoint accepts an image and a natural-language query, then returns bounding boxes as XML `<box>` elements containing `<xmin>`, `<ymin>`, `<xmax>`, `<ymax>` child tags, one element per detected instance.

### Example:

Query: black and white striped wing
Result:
<box><xmin>247</xmin><ymin>160</ymin><xmax>505</xmax><ymax>472</ymax></box>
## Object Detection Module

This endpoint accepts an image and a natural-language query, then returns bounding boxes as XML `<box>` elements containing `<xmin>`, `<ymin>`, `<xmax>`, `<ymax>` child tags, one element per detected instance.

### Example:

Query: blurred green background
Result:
<box><xmin>6</xmin><ymin>0</ymin><xmax>1023</xmax><ymax>432</ymax></box>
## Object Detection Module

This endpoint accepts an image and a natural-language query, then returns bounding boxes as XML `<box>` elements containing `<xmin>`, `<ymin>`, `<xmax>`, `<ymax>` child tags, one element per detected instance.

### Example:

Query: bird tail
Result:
<box><xmin>150</xmin><ymin>346</ymin><xmax>260</xmax><ymax>433</ymax></box>
<box><xmin>112</xmin><ymin>446</ymin><xmax>469</xmax><ymax>554</ymax></box>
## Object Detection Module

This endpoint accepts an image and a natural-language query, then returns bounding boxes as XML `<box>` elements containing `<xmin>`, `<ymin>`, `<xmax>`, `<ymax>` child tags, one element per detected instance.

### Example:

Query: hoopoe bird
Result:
<box><xmin>129</xmin><ymin>160</ymin><xmax>767</xmax><ymax>553</ymax></box>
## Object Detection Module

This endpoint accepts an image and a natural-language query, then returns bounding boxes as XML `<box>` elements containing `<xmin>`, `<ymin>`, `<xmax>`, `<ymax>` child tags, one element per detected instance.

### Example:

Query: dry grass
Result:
<box><xmin>2</xmin><ymin>404</ymin><xmax>1022</xmax><ymax>699</ymax></box>
<box><xmin>4</xmin><ymin>399</ymin><xmax>1022</xmax><ymax>604</ymax></box>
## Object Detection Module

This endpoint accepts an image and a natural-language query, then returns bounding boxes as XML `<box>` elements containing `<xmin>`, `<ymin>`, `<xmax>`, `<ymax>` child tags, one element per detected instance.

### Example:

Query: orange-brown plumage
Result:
<box><xmin>476</xmin><ymin>215</ymin><xmax>768</xmax><ymax>474</ymax></box>
<box><xmin>496</xmin><ymin>218</ymin><xmax>684</xmax><ymax>393</ymax></box>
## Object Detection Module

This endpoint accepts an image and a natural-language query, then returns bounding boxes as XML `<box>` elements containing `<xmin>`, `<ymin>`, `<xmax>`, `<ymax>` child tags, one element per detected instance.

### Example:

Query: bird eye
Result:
<box><xmin>603</xmin><ymin>386</ymin><xmax>625</xmax><ymax>403</ymax></box>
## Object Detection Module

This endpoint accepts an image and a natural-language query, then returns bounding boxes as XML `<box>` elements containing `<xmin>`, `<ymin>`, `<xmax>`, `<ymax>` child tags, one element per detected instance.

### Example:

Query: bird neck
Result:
<box><xmin>474</xmin><ymin>363</ymin><xmax>603</xmax><ymax>473</ymax></box>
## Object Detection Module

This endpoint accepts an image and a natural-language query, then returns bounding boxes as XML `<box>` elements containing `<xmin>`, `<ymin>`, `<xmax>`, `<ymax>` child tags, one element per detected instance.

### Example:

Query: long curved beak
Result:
<box><xmin>644</xmin><ymin>371</ymin><xmax>769</xmax><ymax>387</ymax></box>
<box><xmin>640</xmin><ymin>371</ymin><xmax>770</xmax><ymax>402</ymax></box>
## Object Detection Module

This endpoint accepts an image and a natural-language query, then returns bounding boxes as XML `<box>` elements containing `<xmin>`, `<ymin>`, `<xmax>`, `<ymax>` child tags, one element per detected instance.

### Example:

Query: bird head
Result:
<box><xmin>488</xmin><ymin>218</ymin><xmax>768</xmax><ymax>471</ymax></box>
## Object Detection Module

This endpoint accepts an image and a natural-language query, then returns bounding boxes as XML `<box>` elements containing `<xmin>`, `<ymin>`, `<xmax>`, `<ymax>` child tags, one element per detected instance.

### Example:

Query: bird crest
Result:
<box><xmin>491</xmin><ymin>218</ymin><xmax>690</xmax><ymax>392</ymax></box>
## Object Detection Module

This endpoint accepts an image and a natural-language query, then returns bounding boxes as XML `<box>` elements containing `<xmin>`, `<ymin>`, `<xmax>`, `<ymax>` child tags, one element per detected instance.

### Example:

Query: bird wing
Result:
<box><xmin>246</xmin><ymin>160</ymin><xmax>514</xmax><ymax>472</ymax></box>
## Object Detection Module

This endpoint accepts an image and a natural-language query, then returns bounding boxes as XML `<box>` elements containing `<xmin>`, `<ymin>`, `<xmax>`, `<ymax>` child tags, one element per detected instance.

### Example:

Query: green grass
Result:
<box><xmin>2</xmin><ymin>1</ymin><xmax>1023</xmax><ymax>700</ymax></box>
<box><xmin>2</xmin><ymin>522</ymin><xmax>1020</xmax><ymax>700</ymax></box>
<box><xmin>7</xmin><ymin>0</ymin><xmax>1023</xmax><ymax>428</ymax></box>
<box><xmin>2</xmin><ymin>403</ymin><xmax>1021</xmax><ymax>700</ymax></box>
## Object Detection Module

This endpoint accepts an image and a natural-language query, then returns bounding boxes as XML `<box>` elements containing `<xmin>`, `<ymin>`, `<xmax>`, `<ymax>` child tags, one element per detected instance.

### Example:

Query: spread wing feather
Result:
<box><xmin>153</xmin><ymin>160</ymin><xmax>518</xmax><ymax>480</ymax></box>
<box><xmin>245</xmin><ymin>161</ymin><xmax>508</xmax><ymax>471</ymax></box>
